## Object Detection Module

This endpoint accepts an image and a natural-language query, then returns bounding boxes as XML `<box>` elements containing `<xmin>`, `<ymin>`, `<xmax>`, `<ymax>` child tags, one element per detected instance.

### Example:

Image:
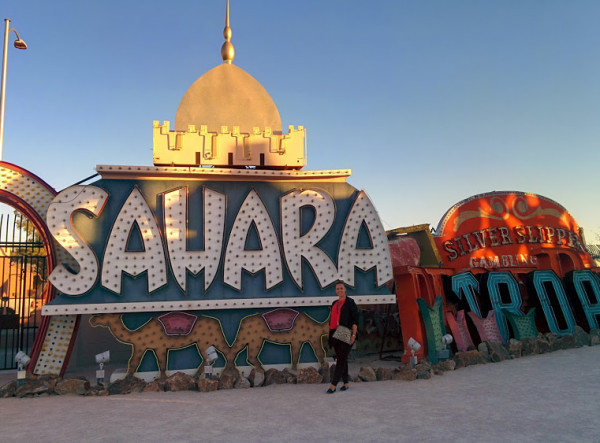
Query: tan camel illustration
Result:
<box><xmin>90</xmin><ymin>313</ymin><xmax>230</xmax><ymax>378</ymax></box>
<box><xmin>229</xmin><ymin>310</ymin><xmax>329</xmax><ymax>371</ymax></box>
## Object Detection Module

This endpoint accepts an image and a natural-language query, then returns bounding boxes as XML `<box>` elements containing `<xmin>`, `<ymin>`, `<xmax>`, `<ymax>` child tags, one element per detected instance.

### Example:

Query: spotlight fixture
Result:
<box><xmin>95</xmin><ymin>350</ymin><xmax>110</xmax><ymax>386</ymax></box>
<box><xmin>15</xmin><ymin>350</ymin><xmax>30</xmax><ymax>386</ymax></box>
<box><xmin>204</xmin><ymin>346</ymin><xmax>218</xmax><ymax>379</ymax></box>
<box><xmin>437</xmin><ymin>334</ymin><xmax>454</xmax><ymax>361</ymax></box>
<box><xmin>407</xmin><ymin>337</ymin><xmax>421</xmax><ymax>368</ymax></box>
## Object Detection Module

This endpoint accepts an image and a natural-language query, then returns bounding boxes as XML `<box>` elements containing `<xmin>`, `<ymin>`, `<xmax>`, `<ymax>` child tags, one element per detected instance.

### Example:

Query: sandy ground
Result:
<box><xmin>0</xmin><ymin>346</ymin><xmax>598</xmax><ymax>442</ymax></box>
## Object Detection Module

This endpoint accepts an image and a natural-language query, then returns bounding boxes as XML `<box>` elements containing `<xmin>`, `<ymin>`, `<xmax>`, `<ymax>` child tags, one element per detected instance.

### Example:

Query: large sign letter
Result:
<box><xmin>47</xmin><ymin>186</ymin><xmax>108</xmax><ymax>295</ymax></box>
<box><xmin>224</xmin><ymin>190</ymin><xmax>283</xmax><ymax>290</ymax></box>
<box><xmin>164</xmin><ymin>187</ymin><xmax>225</xmax><ymax>292</ymax></box>
<box><xmin>281</xmin><ymin>189</ymin><xmax>337</xmax><ymax>288</ymax></box>
<box><xmin>337</xmin><ymin>191</ymin><xmax>392</xmax><ymax>287</ymax></box>
<box><xmin>102</xmin><ymin>187</ymin><xmax>167</xmax><ymax>294</ymax></box>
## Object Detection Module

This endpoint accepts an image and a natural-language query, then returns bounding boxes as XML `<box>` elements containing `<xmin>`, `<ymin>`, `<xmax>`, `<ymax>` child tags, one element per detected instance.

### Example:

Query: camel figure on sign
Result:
<box><xmin>90</xmin><ymin>313</ymin><xmax>230</xmax><ymax>378</ymax></box>
<box><xmin>228</xmin><ymin>310</ymin><xmax>329</xmax><ymax>371</ymax></box>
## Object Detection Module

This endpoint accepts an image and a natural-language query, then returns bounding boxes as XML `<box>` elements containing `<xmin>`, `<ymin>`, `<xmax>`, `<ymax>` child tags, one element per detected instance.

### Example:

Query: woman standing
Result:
<box><xmin>327</xmin><ymin>280</ymin><xmax>359</xmax><ymax>393</ymax></box>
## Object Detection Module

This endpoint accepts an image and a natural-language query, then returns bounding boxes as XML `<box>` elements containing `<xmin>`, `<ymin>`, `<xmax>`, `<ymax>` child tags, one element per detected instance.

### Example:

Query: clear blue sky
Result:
<box><xmin>3</xmin><ymin>1</ymin><xmax>600</xmax><ymax>240</ymax></box>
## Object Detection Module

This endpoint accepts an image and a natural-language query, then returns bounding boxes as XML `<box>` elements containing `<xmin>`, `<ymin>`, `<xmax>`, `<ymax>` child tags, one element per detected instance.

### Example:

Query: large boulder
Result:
<box><xmin>454</xmin><ymin>350</ymin><xmax>487</xmax><ymax>368</ymax></box>
<box><xmin>507</xmin><ymin>339</ymin><xmax>522</xmax><ymax>358</ymax></box>
<box><xmin>197</xmin><ymin>378</ymin><xmax>219</xmax><ymax>392</ymax></box>
<box><xmin>164</xmin><ymin>372</ymin><xmax>196</xmax><ymax>392</ymax></box>
<box><xmin>218</xmin><ymin>368</ymin><xmax>241</xmax><ymax>389</ymax></box>
<box><xmin>55</xmin><ymin>378</ymin><xmax>90</xmax><ymax>396</ymax></box>
<box><xmin>520</xmin><ymin>337</ymin><xmax>539</xmax><ymax>356</ymax></box>
<box><xmin>392</xmin><ymin>366</ymin><xmax>417</xmax><ymax>381</ymax></box>
<box><xmin>573</xmin><ymin>326</ymin><xmax>589</xmax><ymax>347</ymax></box>
<box><xmin>552</xmin><ymin>334</ymin><xmax>576</xmax><ymax>351</ymax></box>
<box><xmin>375</xmin><ymin>367</ymin><xmax>394</xmax><ymax>381</ymax></box>
<box><xmin>248</xmin><ymin>369</ymin><xmax>265</xmax><ymax>387</ymax></box>
<box><xmin>358</xmin><ymin>366</ymin><xmax>377</xmax><ymax>382</ymax></box>
<box><xmin>297</xmin><ymin>367</ymin><xmax>323</xmax><ymax>384</ymax></box>
<box><xmin>486</xmin><ymin>341</ymin><xmax>510</xmax><ymax>362</ymax></box>
<box><xmin>107</xmin><ymin>375</ymin><xmax>147</xmax><ymax>395</ymax></box>
<box><xmin>264</xmin><ymin>368</ymin><xmax>286</xmax><ymax>386</ymax></box>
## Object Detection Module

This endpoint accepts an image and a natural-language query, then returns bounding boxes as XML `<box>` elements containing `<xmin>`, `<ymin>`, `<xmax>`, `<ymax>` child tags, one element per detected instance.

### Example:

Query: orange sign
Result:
<box><xmin>434</xmin><ymin>191</ymin><xmax>594</xmax><ymax>270</ymax></box>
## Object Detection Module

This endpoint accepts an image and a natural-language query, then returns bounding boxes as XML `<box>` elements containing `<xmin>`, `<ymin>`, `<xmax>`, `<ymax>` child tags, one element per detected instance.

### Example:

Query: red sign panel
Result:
<box><xmin>434</xmin><ymin>191</ymin><xmax>594</xmax><ymax>271</ymax></box>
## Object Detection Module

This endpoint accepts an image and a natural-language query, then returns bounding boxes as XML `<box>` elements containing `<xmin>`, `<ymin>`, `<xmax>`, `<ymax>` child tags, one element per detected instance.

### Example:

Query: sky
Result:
<box><xmin>2</xmin><ymin>1</ymin><xmax>600</xmax><ymax>241</ymax></box>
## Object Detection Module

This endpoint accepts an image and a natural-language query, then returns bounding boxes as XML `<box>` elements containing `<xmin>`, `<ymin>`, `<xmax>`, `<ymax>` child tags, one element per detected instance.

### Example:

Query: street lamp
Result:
<box><xmin>0</xmin><ymin>19</ymin><xmax>28</xmax><ymax>161</ymax></box>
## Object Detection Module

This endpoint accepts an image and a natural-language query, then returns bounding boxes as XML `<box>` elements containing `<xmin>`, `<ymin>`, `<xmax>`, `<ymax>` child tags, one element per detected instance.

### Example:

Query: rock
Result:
<box><xmin>507</xmin><ymin>339</ymin><xmax>522</xmax><ymax>358</ymax></box>
<box><xmin>477</xmin><ymin>342</ymin><xmax>489</xmax><ymax>359</ymax></box>
<box><xmin>486</xmin><ymin>341</ymin><xmax>510</xmax><ymax>362</ymax></box>
<box><xmin>197</xmin><ymin>378</ymin><xmax>219</xmax><ymax>392</ymax></box>
<box><xmin>219</xmin><ymin>368</ymin><xmax>241</xmax><ymax>389</ymax></box>
<box><xmin>107</xmin><ymin>375</ymin><xmax>147</xmax><ymax>395</ymax></box>
<box><xmin>553</xmin><ymin>334</ymin><xmax>576</xmax><ymax>351</ymax></box>
<box><xmin>454</xmin><ymin>350</ymin><xmax>487</xmax><ymax>368</ymax></box>
<box><xmin>55</xmin><ymin>378</ymin><xmax>90</xmax><ymax>396</ymax></box>
<box><xmin>264</xmin><ymin>369</ymin><xmax>286</xmax><ymax>386</ymax></box>
<box><xmin>297</xmin><ymin>367</ymin><xmax>323</xmax><ymax>384</ymax></box>
<box><xmin>375</xmin><ymin>367</ymin><xmax>394</xmax><ymax>381</ymax></box>
<box><xmin>142</xmin><ymin>380</ymin><xmax>164</xmax><ymax>392</ymax></box>
<box><xmin>392</xmin><ymin>366</ymin><xmax>417</xmax><ymax>381</ymax></box>
<box><xmin>520</xmin><ymin>337</ymin><xmax>539</xmax><ymax>355</ymax></box>
<box><xmin>589</xmin><ymin>329</ymin><xmax>600</xmax><ymax>346</ymax></box>
<box><xmin>248</xmin><ymin>369</ymin><xmax>265</xmax><ymax>387</ymax></box>
<box><xmin>358</xmin><ymin>366</ymin><xmax>377</xmax><ymax>382</ymax></box>
<box><xmin>0</xmin><ymin>380</ymin><xmax>17</xmax><ymax>398</ymax></box>
<box><xmin>573</xmin><ymin>326</ymin><xmax>589</xmax><ymax>347</ymax></box>
<box><xmin>416</xmin><ymin>369</ymin><xmax>432</xmax><ymax>380</ymax></box>
<box><xmin>235</xmin><ymin>376</ymin><xmax>251</xmax><ymax>389</ymax></box>
<box><xmin>164</xmin><ymin>372</ymin><xmax>196</xmax><ymax>392</ymax></box>
<box><xmin>433</xmin><ymin>359</ymin><xmax>456</xmax><ymax>372</ymax></box>
<box><xmin>282</xmin><ymin>368</ymin><xmax>298</xmax><ymax>384</ymax></box>
<box><xmin>16</xmin><ymin>378</ymin><xmax>53</xmax><ymax>397</ymax></box>
<box><xmin>536</xmin><ymin>334</ymin><xmax>553</xmax><ymax>354</ymax></box>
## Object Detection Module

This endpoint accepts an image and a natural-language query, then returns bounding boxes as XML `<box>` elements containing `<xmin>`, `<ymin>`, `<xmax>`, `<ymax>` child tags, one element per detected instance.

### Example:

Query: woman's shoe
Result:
<box><xmin>340</xmin><ymin>385</ymin><xmax>349</xmax><ymax>391</ymax></box>
<box><xmin>326</xmin><ymin>388</ymin><xmax>336</xmax><ymax>394</ymax></box>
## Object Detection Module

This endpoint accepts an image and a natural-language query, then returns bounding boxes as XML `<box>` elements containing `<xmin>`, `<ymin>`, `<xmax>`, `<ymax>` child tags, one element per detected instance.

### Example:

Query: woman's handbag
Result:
<box><xmin>332</xmin><ymin>325</ymin><xmax>352</xmax><ymax>344</ymax></box>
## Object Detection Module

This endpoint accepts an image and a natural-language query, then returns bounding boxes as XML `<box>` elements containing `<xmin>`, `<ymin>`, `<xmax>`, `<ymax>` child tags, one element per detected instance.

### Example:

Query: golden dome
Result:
<box><xmin>174</xmin><ymin>63</ymin><xmax>282</xmax><ymax>135</ymax></box>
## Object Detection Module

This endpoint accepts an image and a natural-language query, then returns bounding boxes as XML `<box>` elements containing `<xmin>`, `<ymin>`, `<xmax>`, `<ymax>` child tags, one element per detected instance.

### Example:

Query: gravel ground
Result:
<box><xmin>0</xmin><ymin>346</ymin><xmax>598</xmax><ymax>442</ymax></box>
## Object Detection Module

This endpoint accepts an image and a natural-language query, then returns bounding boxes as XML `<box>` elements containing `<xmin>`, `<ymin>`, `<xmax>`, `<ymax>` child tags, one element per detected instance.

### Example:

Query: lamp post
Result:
<box><xmin>0</xmin><ymin>19</ymin><xmax>28</xmax><ymax>161</ymax></box>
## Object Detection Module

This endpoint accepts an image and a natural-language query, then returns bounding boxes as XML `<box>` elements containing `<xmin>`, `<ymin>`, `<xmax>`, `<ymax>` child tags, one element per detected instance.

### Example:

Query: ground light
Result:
<box><xmin>438</xmin><ymin>334</ymin><xmax>454</xmax><ymax>361</ymax></box>
<box><xmin>407</xmin><ymin>337</ymin><xmax>421</xmax><ymax>368</ymax></box>
<box><xmin>204</xmin><ymin>346</ymin><xmax>218</xmax><ymax>379</ymax></box>
<box><xmin>14</xmin><ymin>350</ymin><xmax>30</xmax><ymax>386</ymax></box>
<box><xmin>95</xmin><ymin>350</ymin><xmax>110</xmax><ymax>386</ymax></box>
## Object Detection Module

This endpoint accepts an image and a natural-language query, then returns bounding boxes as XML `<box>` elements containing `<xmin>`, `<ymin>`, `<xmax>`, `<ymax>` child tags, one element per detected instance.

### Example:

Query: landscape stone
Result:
<box><xmin>197</xmin><ymin>378</ymin><xmax>219</xmax><ymax>392</ymax></box>
<box><xmin>218</xmin><ymin>368</ymin><xmax>241</xmax><ymax>389</ymax></box>
<box><xmin>573</xmin><ymin>326</ymin><xmax>589</xmax><ymax>347</ymax></box>
<box><xmin>453</xmin><ymin>350</ymin><xmax>487</xmax><ymax>368</ymax></box>
<box><xmin>486</xmin><ymin>341</ymin><xmax>510</xmax><ymax>362</ymax></box>
<box><xmin>553</xmin><ymin>334</ymin><xmax>576</xmax><ymax>351</ymax></box>
<box><xmin>297</xmin><ymin>367</ymin><xmax>323</xmax><ymax>384</ymax></box>
<box><xmin>358</xmin><ymin>366</ymin><xmax>377</xmax><ymax>382</ymax></box>
<box><xmin>263</xmin><ymin>368</ymin><xmax>286</xmax><ymax>386</ymax></box>
<box><xmin>589</xmin><ymin>329</ymin><xmax>600</xmax><ymax>346</ymax></box>
<box><xmin>55</xmin><ymin>378</ymin><xmax>90</xmax><ymax>396</ymax></box>
<box><xmin>107</xmin><ymin>375</ymin><xmax>147</xmax><ymax>395</ymax></box>
<box><xmin>508</xmin><ymin>339</ymin><xmax>522</xmax><ymax>358</ymax></box>
<box><xmin>248</xmin><ymin>369</ymin><xmax>265</xmax><ymax>387</ymax></box>
<box><xmin>392</xmin><ymin>367</ymin><xmax>417</xmax><ymax>381</ymax></box>
<box><xmin>164</xmin><ymin>372</ymin><xmax>196</xmax><ymax>392</ymax></box>
<box><xmin>520</xmin><ymin>337</ymin><xmax>540</xmax><ymax>355</ymax></box>
<box><xmin>375</xmin><ymin>367</ymin><xmax>394</xmax><ymax>381</ymax></box>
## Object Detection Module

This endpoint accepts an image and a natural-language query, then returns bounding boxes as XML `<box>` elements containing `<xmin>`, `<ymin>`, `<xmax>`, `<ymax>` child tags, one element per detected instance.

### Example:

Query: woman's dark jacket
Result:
<box><xmin>331</xmin><ymin>296</ymin><xmax>359</xmax><ymax>330</ymax></box>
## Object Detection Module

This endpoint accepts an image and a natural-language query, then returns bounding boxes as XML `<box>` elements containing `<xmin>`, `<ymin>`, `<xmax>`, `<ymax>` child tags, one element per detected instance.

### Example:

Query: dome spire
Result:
<box><xmin>221</xmin><ymin>0</ymin><xmax>235</xmax><ymax>64</ymax></box>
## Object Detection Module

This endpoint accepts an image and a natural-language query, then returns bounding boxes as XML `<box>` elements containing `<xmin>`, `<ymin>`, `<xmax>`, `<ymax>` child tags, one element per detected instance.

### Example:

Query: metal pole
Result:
<box><xmin>0</xmin><ymin>19</ymin><xmax>11</xmax><ymax>161</ymax></box>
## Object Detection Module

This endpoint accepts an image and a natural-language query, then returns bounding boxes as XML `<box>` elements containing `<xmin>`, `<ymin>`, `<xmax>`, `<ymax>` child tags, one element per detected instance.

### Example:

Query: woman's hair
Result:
<box><xmin>334</xmin><ymin>280</ymin><xmax>345</xmax><ymax>287</ymax></box>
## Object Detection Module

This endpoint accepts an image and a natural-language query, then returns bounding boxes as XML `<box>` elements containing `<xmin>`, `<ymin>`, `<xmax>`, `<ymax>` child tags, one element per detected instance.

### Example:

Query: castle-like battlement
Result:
<box><xmin>153</xmin><ymin>121</ymin><xmax>306</xmax><ymax>169</ymax></box>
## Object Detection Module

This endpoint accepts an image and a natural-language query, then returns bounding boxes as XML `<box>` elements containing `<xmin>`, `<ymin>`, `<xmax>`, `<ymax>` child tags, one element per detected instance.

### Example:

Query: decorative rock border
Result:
<box><xmin>2</xmin><ymin>327</ymin><xmax>598</xmax><ymax>398</ymax></box>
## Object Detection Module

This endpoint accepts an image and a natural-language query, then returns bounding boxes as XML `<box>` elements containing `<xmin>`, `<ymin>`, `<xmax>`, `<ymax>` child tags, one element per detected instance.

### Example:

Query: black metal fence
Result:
<box><xmin>0</xmin><ymin>212</ymin><xmax>47</xmax><ymax>370</ymax></box>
